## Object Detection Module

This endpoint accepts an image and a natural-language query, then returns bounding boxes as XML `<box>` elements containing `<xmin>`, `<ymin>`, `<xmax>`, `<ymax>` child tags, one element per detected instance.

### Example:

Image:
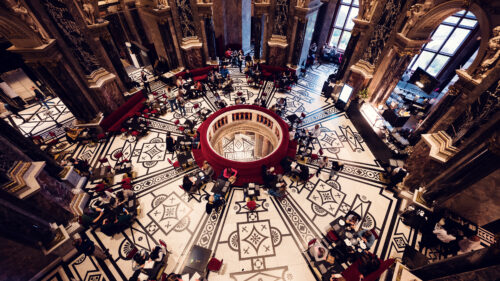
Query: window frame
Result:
<box><xmin>407</xmin><ymin>11</ymin><xmax>477</xmax><ymax>77</ymax></box>
<box><xmin>327</xmin><ymin>0</ymin><xmax>359</xmax><ymax>52</ymax></box>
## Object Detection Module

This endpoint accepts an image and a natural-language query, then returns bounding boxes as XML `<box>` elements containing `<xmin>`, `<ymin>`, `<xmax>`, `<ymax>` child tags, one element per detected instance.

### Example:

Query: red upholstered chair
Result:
<box><xmin>174</xmin><ymin>119</ymin><xmax>180</xmax><ymax>125</ymax></box>
<box><xmin>48</xmin><ymin>138</ymin><xmax>59</xmax><ymax>146</ymax></box>
<box><xmin>94</xmin><ymin>182</ymin><xmax>107</xmax><ymax>193</ymax></box>
<box><xmin>301</xmin><ymin>112</ymin><xmax>306</xmax><ymax>118</ymax></box>
<box><xmin>97</xmin><ymin>133</ymin><xmax>107</xmax><ymax>142</ymax></box>
<box><xmin>143</xmin><ymin>108</ymin><xmax>149</xmax><ymax>113</ymax></box>
<box><xmin>99</xmin><ymin>157</ymin><xmax>109</xmax><ymax>167</ymax></box>
<box><xmin>125</xmin><ymin>247</ymin><xmax>138</xmax><ymax>260</ymax></box>
<box><xmin>135</xmin><ymin>112</ymin><xmax>141</xmax><ymax>117</ymax></box>
<box><xmin>193</xmin><ymin>103</ymin><xmax>200</xmax><ymax>109</ymax></box>
<box><xmin>49</xmin><ymin>131</ymin><xmax>56</xmax><ymax>138</ymax></box>
<box><xmin>172</xmin><ymin>161</ymin><xmax>180</xmax><ymax>169</ymax></box>
<box><xmin>143</xmin><ymin>113</ymin><xmax>150</xmax><ymax>119</ymax></box>
<box><xmin>120</xmin><ymin>128</ymin><xmax>127</xmax><ymax>134</ymax></box>
<box><xmin>247</xmin><ymin>200</ymin><xmax>257</xmax><ymax>211</ymax></box>
<box><xmin>237</xmin><ymin>92</ymin><xmax>243</xmax><ymax>97</ymax></box>
<box><xmin>262</xmin><ymin>92</ymin><xmax>267</xmax><ymax>97</ymax></box>
<box><xmin>178</xmin><ymin>126</ymin><xmax>185</xmax><ymax>132</ymax></box>
<box><xmin>326</xmin><ymin>230</ymin><xmax>339</xmax><ymax>242</ymax></box>
<box><xmin>207</xmin><ymin>257</ymin><xmax>223</xmax><ymax>273</ymax></box>
<box><xmin>131</xmin><ymin>131</ymin><xmax>140</xmax><ymax>137</ymax></box>
<box><xmin>370</xmin><ymin>229</ymin><xmax>379</xmax><ymax>240</ymax></box>
<box><xmin>307</xmin><ymin>238</ymin><xmax>317</xmax><ymax>248</ymax></box>
<box><xmin>114</xmin><ymin>151</ymin><xmax>124</xmax><ymax>163</ymax></box>
<box><xmin>311</xmin><ymin>154</ymin><xmax>319</xmax><ymax>160</ymax></box>
<box><xmin>318</xmin><ymin>149</ymin><xmax>324</xmax><ymax>156</ymax></box>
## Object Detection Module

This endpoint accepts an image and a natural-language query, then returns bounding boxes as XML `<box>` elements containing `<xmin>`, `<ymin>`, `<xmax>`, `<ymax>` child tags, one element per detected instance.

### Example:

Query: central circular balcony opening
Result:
<box><xmin>208</xmin><ymin>110</ymin><xmax>282</xmax><ymax>162</ymax></box>
<box><xmin>195</xmin><ymin>105</ymin><xmax>291</xmax><ymax>184</ymax></box>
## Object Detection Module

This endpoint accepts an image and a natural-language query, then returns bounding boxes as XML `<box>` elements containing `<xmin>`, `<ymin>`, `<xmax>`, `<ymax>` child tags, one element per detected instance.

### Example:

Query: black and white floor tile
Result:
<box><xmin>24</xmin><ymin>64</ymin><xmax>409</xmax><ymax>280</ymax></box>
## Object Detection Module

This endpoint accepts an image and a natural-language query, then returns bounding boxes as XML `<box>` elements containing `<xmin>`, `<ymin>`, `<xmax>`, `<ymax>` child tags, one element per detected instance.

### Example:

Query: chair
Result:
<box><xmin>174</xmin><ymin>119</ymin><xmax>180</xmax><ymax>125</ymax></box>
<box><xmin>49</xmin><ymin>131</ymin><xmax>56</xmax><ymax>138</ymax></box>
<box><xmin>326</xmin><ymin>229</ymin><xmax>339</xmax><ymax>242</ymax></box>
<box><xmin>318</xmin><ymin>148</ymin><xmax>324</xmax><ymax>156</ymax></box>
<box><xmin>247</xmin><ymin>200</ymin><xmax>257</xmax><ymax>211</ymax></box>
<box><xmin>125</xmin><ymin>246</ymin><xmax>138</xmax><ymax>260</ymax></box>
<box><xmin>99</xmin><ymin>157</ymin><xmax>109</xmax><ymax>167</ymax></box>
<box><xmin>311</xmin><ymin>154</ymin><xmax>319</xmax><ymax>160</ymax></box>
<box><xmin>97</xmin><ymin>133</ymin><xmax>107</xmax><ymax>142</ymax></box>
<box><xmin>114</xmin><ymin>151</ymin><xmax>124</xmax><ymax>162</ymax></box>
<box><xmin>207</xmin><ymin>257</ymin><xmax>223</xmax><ymax>273</ymax></box>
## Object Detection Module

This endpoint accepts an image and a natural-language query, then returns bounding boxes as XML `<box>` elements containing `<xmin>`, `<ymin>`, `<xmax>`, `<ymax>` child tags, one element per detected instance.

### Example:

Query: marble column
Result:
<box><xmin>241</xmin><ymin>0</ymin><xmax>252</xmax><ymax>53</ymax></box>
<box><xmin>139</xmin><ymin>6</ymin><xmax>182</xmax><ymax>71</ymax></box>
<box><xmin>369</xmin><ymin>34</ymin><xmax>427</xmax><ymax>105</ymax></box>
<box><xmin>33</xmin><ymin>0</ymin><xmax>125</xmax><ymax>116</ymax></box>
<box><xmin>252</xmin><ymin>16</ymin><xmax>264</xmax><ymax>60</ymax></box>
<box><xmin>9</xmin><ymin>41</ymin><xmax>100</xmax><ymax>122</ymax></box>
<box><xmin>88</xmin><ymin>21</ymin><xmax>129</xmax><ymax>92</ymax></box>
<box><xmin>289</xmin><ymin>4</ymin><xmax>319</xmax><ymax>68</ymax></box>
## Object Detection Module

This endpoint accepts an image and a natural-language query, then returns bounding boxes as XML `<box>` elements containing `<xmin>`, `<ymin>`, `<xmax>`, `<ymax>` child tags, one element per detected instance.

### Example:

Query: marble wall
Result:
<box><xmin>442</xmin><ymin>169</ymin><xmax>500</xmax><ymax>226</ymax></box>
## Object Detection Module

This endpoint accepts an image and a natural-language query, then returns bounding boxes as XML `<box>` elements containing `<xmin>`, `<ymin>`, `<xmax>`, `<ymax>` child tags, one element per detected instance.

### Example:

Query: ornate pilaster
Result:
<box><xmin>170</xmin><ymin>0</ymin><xmax>204</xmax><ymax>68</ymax></box>
<box><xmin>288</xmin><ymin>1</ymin><xmax>321</xmax><ymax>68</ymax></box>
<box><xmin>36</xmin><ymin>0</ymin><xmax>125</xmax><ymax>115</ymax></box>
<box><xmin>267</xmin><ymin>35</ymin><xmax>288</xmax><ymax>66</ymax></box>
<box><xmin>370</xmin><ymin>33</ymin><xmax>427</xmax><ymax>105</ymax></box>
<box><xmin>253</xmin><ymin>0</ymin><xmax>271</xmax><ymax>61</ymax></box>
<box><xmin>87</xmin><ymin>21</ymin><xmax>129</xmax><ymax>92</ymax></box>
<box><xmin>196</xmin><ymin>1</ymin><xmax>217</xmax><ymax>64</ymax></box>
<box><xmin>9</xmin><ymin>40</ymin><xmax>99</xmax><ymax>122</ymax></box>
<box><xmin>139</xmin><ymin>6</ymin><xmax>182</xmax><ymax>71</ymax></box>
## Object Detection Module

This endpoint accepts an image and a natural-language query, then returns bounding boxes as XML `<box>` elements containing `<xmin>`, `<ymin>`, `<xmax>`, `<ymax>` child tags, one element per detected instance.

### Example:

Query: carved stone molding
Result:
<box><xmin>4</xmin><ymin>0</ymin><xmax>51</xmax><ymax>44</ymax></box>
<box><xmin>267</xmin><ymin>35</ymin><xmax>288</xmax><ymax>48</ymax></box>
<box><xmin>349</xmin><ymin>60</ymin><xmax>374</xmax><ymax>80</ymax></box>
<box><xmin>394</xmin><ymin>33</ymin><xmax>429</xmax><ymax>56</ymax></box>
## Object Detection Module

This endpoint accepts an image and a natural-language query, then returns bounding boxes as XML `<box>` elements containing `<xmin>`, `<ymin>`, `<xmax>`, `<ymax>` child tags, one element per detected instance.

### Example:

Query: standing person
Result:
<box><xmin>3</xmin><ymin>103</ymin><xmax>26</xmax><ymax>122</ymax></box>
<box><xmin>166</xmin><ymin>132</ymin><xmax>176</xmax><ymax>153</ymax></box>
<box><xmin>316</xmin><ymin>156</ymin><xmax>328</xmax><ymax>177</ymax></box>
<box><xmin>33</xmin><ymin>86</ymin><xmax>49</xmax><ymax>109</ymax></box>
<box><xmin>165</xmin><ymin>87</ymin><xmax>178</xmax><ymax>112</ymax></box>
<box><xmin>237</xmin><ymin>50</ymin><xmax>244</xmax><ymax>73</ymax></box>
<box><xmin>141</xmin><ymin>71</ymin><xmax>151</xmax><ymax>93</ymax></box>
<box><xmin>177</xmin><ymin>94</ymin><xmax>186</xmax><ymax>116</ymax></box>
<box><xmin>72</xmin><ymin>233</ymin><xmax>109</xmax><ymax>260</ymax></box>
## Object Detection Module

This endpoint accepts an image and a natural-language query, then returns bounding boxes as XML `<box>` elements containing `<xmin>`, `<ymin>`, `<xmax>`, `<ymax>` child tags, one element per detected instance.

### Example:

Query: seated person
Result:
<box><xmin>101</xmin><ymin>206</ymin><xmax>133</xmax><ymax>236</ymax></box>
<box><xmin>175</xmin><ymin>76</ymin><xmax>185</xmax><ymax>89</ymax></box>
<box><xmin>166</xmin><ymin>132</ymin><xmax>176</xmax><ymax>153</ymax></box>
<box><xmin>433</xmin><ymin>221</ymin><xmax>457</xmax><ymax>243</ymax></box>
<box><xmin>219</xmin><ymin>167</ymin><xmax>238</xmax><ymax>181</ymax></box>
<box><xmin>65</xmin><ymin>127</ymin><xmax>89</xmax><ymax>144</ymax></box>
<box><xmin>195</xmin><ymin>80</ymin><xmax>204</xmax><ymax>95</ymax></box>
<box><xmin>220</xmin><ymin>66</ymin><xmax>229</xmax><ymax>79</ymax></box>
<box><xmin>295</xmin><ymin>164</ymin><xmax>309</xmax><ymax>182</ymax></box>
<box><xmin>357</xmin><ymin>229</ymin><xmax>376</xmax><ymax>250</ymax></box>
<box><xmin>116</xmin><ymin>189</ymin><xmax>135</xmax><ymax>209</ymax></box>
<box><xmin>191</xmin><ymin>131</ymin><xmax>201</xmax><ymax>149</ymax></box>
<box><xmin>80</xmin><ymin>207</ymin><xmax>103</xmax><ymax>228</ymax></box>
<box><xmin>184</xmin><ymin>69</ymin><xmax>193</xmax><ymax>80</ymax></box>
<box><xmin>201</xmin><ymin>161</ymin><xmax>214</xmax><ymax>180</ymax></box>
<box><xmin>182</xmin><ymin>174</ymin><xmax>196</xmax><ymax>192</ymax></box>
<box><xmin>345</xmin><ymin>212</ymin><xmax>361</xmax><ymax>229</ymax></box>
<box><xmin>70</xmin><ymin>158</ymin><xmax>90</xmax><ymax>175</ymax></box>
<box><xmin>356</xmin><ymin>252</ymin><xmax>381</xmax><ymax>279</ymax></box>
<box><xmin>205</xmin><ymin>194</ymin><xmax>224</xmax><ymax>214</ymax></box>
<box><xmin>280</xmin><ymin>156</ymin><xmax>293</xmax><ymax>175</ymax></box>
<box><xmin>458</xmin><ymin>235</ymin><xmax>482</xmax><ymax>254</ymax></box>
<box><xmin>262</xmin><ymin>166</ymin><xmax>277</xmax><ymax>183</ymax></box>
<box><xmin>269</xmin><ymin>180</ymin><xmax>287</xmax><ymax>198</ymax></box>
<box><xmin>308</xmin><ymin>239</ymin><xmax>330</xmax><ymax>262</ymax></box>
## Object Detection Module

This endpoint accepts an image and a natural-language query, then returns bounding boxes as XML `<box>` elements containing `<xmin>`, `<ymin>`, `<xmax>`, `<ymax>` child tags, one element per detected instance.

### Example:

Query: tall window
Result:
<box><xmin>328</xmin><ymin>0</ymin><xmax>359</xmax><ymax>51</ymax></box>
<box><xmin>407</xmin><ymin>11</ymin><xmax>477</xmax><ymax>77</ymax></box>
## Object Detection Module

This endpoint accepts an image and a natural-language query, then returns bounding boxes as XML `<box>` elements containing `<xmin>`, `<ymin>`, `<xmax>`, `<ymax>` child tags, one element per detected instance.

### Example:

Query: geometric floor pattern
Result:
<box><xmin>33</xmin><ymin>64</ymin><xmax>402</xmax><ymax>281</ymax></box>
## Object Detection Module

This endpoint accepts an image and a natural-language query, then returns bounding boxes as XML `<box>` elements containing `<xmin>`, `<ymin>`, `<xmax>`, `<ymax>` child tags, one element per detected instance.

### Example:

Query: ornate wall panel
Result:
<box><xmin>362</xmin><ymin>0</ymin><xmax>407</xmax><ymax>65</ymax></box>
<box><xmin>272</xmin><ymin>0</ymin><xmax>289</xmax><ymax>36</ymax></box>
<box><xmin>175</xmin><ymin>0</ymin><xmax>197</xmax><ymax>38</ymax></box>
<box><xmin>446</xmin><ymin>81</ymin><xmax>500</xmax><ymax>146</ymax></box>
<box><xmin>40</xmin><ymin>0</ymin><xmax>100</xmax><ymax>75</ymax></box>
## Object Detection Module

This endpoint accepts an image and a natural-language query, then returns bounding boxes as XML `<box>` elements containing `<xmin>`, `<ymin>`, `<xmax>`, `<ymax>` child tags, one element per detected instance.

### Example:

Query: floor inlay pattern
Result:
<box><xmin>36</xmin><ymin>64</ymin><xmax>403</xmax><ymax>280</ymax></box>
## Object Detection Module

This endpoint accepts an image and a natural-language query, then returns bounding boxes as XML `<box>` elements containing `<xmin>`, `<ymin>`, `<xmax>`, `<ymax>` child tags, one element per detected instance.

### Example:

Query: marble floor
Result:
<box><xmin>34</xmin><ymin>64</ymin><xmax>406</xmax><ymax>281</ymax></box>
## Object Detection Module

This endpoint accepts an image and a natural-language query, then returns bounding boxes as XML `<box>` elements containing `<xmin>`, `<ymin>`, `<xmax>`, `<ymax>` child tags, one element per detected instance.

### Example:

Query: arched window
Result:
<box><xmin>328</xmin><ymin>0</ymin><xmax>359</xmax><ymax>51</ymax></box>
<box><xmin>407</xmin><ymin>11</ymin><xmax>478</xmax><ymax>77</ymax></box>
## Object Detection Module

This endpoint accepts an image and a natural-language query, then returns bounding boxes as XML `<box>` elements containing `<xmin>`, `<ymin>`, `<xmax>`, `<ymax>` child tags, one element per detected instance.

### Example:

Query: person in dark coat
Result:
<box><xmin>166</xmin><ymin>132</ymin><xmax>176</xmax><ymax>153</ymax></box>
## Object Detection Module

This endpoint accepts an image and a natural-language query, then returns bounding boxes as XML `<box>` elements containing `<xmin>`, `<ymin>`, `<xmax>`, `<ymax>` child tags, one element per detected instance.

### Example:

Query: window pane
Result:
<box><xmin>344</xmin><ymin>8</ymin><xmax>359</xmax><ymax>30</ymax></box>
<box><xmin>329</xmin><ymin>29</ymin><xmax>342</xmax><ymax>47</ymax></box>
<box><xmin>459</xmin><ymin>18</ymin><xmax>477</xmax><ymax>28</ymax></box>
<box><xmin>427</xmin><ymin>55</ymin><xmax>450</xmax><ymax>76</ymax></box>
<box><xmin>408</xmin><ymin>55</ymin><xmax>418</xmax><ymax>70</ymax></box>
<box><xmin>353</xmin><ymin>0</ymin><xmax>359</xmax><ymax>5</ymax></box>
<box><xmin>411</xmin><ymin>51</ymin><xmax>434</xmax><ymax>71</ymax></box>
<box><xmin>425</xmin><ymin>25</ymin><xmax>453</xmax><ymax>51</ymax></box>
<box><xmin>441</xmin><ymin>28</ymin><xmax>470</xmax><ymax>55</ymax></box>
<box><xmin>465</xmin><ymin>11</ymin><xmax>476</xmax><ymax>19</ymax></box>
<box><xmin>341</xmin><ymin>0</ymin><xmax>352</xmax><ymax>4</ymax></box>
<box><xmin>443</xmin><ymin>16</ymin><xmax>460</xmax><ymax>25</ymax></box>
<box><xmin>455</xmin><ymin>10</ymin><xmax>465</xmax><ymax>16</ymax></box>
<box><xmin>338</xmin><ymin>31</ymin><xmax>352</xmax><ymax>51</ymax></box>
<box><xmin>335</xmin><ymin>5</ymin><xmax>350</xmax><ymax>28</ymax></box>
